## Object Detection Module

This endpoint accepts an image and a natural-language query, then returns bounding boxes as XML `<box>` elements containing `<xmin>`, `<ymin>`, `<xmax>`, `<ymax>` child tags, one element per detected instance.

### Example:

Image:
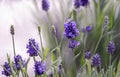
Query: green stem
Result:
<box><xmin>12</xmin><ymin>35</ymin><xmax>16</xmax><ymax>57</ymax></box>
<box><xmin>110</xmin><ymin>54</ymin><xmax>112</xmax><ymax>77</ymax></box>
<box><xmin>39</xmin><ymin>32</ymin><xmax>44</xmax><ymax>56</ymax></box>
<box><xmin>54</xmin><ymin>35</ymin><xmax>61</xmax><ymax>57</ymax></box>
<box><xmin>39</xmin><ymin>32</ymin><xmax>44</xmax><ymax>50</ymax></box>
<box><xmin>21</xmin><ymin>71</ymin><xmax>25</xmax><ymax>77</ymax></box>
<box><xmin>95</xmin><ymin>67</ymin><xmax>98</xmax><ymax>77</ymax></box>
<box><xmin>94</xmin><ymin>30</ymin><xmax>103</xmax><ymax>53</ymax></box>
<box><xmin>33</xmin><ymin>57</ymin><xmax>36</xmax><ymax>62</ymax></box>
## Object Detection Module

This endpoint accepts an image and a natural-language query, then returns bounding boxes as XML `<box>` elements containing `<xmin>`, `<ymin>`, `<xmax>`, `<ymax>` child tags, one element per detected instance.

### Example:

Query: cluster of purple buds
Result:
<box><xmin>14</xmin><ymin>55</ymin><xmax>26</xmax><ymax>70</ymax></box>
<box><xmin>26</xmin><ymin>38</ymin><xmax>40</xmax><ymax>57</ymax></box>
<box><xmin>42</xmin><ymin>0</ymin><xmax>50</xmax><ymax>11</ymax></box>
<box><xmin>2</xmin><ymin>62</ymin><xmax>12</xmax><ymax>76</ymax></box>
<box><xmin>64</xmin><ymin>19</ymin><xmax>80</xmax><ymax>49</ymax></box>
<box><xmin>84</xmin><ymin>51</ymin><xmax>91</xmax><ymax>59</ymax></box>
<box><xmin>34</xmin><ymin>61</ymin><xmax>46</xmax><ymax>75</ymax></box>
<box><xmin>92</xmin><ymin>53</ymin><xmax>101</xmax><ymax>67</ymax></box>
<box><xmin>107</xmin><ymin>41</ymin><xmax>115</xmax><ymax>55</ymax></box>
<box><xmin>68</xmin><ymin>39</ymin><xmax>80</xmax><ymax>49</ymax></box>
<box><xmin>74</xmin><ymin>0</ymin><xmax>89</xmax><ymax>8</ymax></box>
<box><xmin>64</xmin><ymin>19</ymin><xmax>80</xmax><ymax>39</ymax></box>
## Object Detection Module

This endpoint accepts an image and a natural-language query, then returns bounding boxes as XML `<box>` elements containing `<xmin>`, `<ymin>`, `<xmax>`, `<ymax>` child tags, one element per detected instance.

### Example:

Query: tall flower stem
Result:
<box><xmin>12</xmin><ymin>35</ymin><xmax>16</xmax><ymax>57</ymax></box>
<box><xmin>38</xmin><ymin>26</ymin><xmax>44</xmax><ymax>58</ymax></box>
<box><xmin>10</xmin><ymin>25</ymin><xmax>16</xmax><ymax>57</ymax></box>
<box><xmin>94</xmin><ymin>30</ymin><xmax>103</xmax><ymax>53</ymax></box>
<box><xmin>39</xmin><ymin>31</ymin><xmax>44</xmax><ymax>51</ymax></box>
<box><xmin>54</xmin><ymin>34</ymin><xmax>61</xmax><ymax>57</ymax></box>
<box><xmin>110</xmin><ymin>54</ymin><xmax>112</xmax><ymax>77</ymax></box>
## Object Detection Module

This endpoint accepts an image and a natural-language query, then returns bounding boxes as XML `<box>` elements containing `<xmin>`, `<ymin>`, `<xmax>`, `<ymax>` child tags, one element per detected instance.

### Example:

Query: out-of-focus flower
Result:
<box><xmin>86</xmin><ymin>26</ymin><xmax>92</xmax><ymax>32</ymax></box>
<box><xmin>82</xmin><ymin>26</ymin><xmax>92</xmax><ymax>33</ymax></box>
<box><xmin>42</xmin><ymin>0</ymin><xmax>50</xmax><ymax>11</ymax></box>
<box><xmin>14</xmin><ymin>55</ymin><xmax>26</xmax><ymax>70</ymax></box>
<box><xmin>85</xmin><ymin>51</ymin><xmax>91</xmax><ymax>59</ymax></box>
<box><xmin>26</xmin><ymin>38</ymin><xmax>39</xmax><ymax>57</ymax></box>
<box><xmin>52</xmin><ymin>25</ymin><xmax>56</xmax><ymax>35</ymax></box>
<box><xmin>107</xmin><ymin>41</ymin><xmax>115</xmax><ymax>55</ymax></box>
<box><xmin>80</xmin><ymin>0</ymin><xmax>89</xmax><ymax>6</ymax></box>
<box><xmin>2</xmin><ymin>62</ymin><xmax>12</xmax><ymax>76</ymax></box>
<box><xmin>34</xmin><ymin>61</ymin><xmax>46</xmax><ymax>75</ymax></box>
<box><xmin>92</xmin><ymin>53</ymin><xmax>101</xmax><ymax>67</ymax></box>
<box><xmin>64</xmin><ymin>19</ymin><xmax>79</xmax><ymax>39</ymax></box>
<box><xmin>68</xmin><ymin>39</ymin><xmax>80</xmax><ymax>49</ymax></box>
<box><xmin>74</xmin><ymin>0</ymin><xmax>81</xmax><ymax>8</ymax></box>
<box><xmin>103</xmin><ymin>16</ymin><xmax>109</xmax><ymax>30</ymax></box>
<box><xmin>58</xmin><ymin>64</ymin><xmax>62</xmax><ymax>74</ymax></box>
<box><xmin>74</xmin><ymin>0</ymin><xmax>89</xmax><ymax>8</ymax></box>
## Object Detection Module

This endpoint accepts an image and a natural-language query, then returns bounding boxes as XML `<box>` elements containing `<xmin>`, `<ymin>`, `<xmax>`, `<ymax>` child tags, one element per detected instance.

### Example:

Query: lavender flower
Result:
<box><xmin>42</xmin><ymin>0</ymin><xmax>50</xmax><ymax>11</ymax></box>
<box><xmin>68</xmin><ymin>39</ymin><xmax>80</xmax><ymax>49</ymax></box>
<box><xmin>34</xmin><ymin>61</ymin><xmax>46</xmax><ymax>75</ymax></box>
<box><xmin>85</xmin><ymin>51</ymin><xmax>91</xmax><ymax>59</ymax></box>
<box><xmin>92</xmin><ymin>53</ymin><xmax>101</xmax><ymax>67</ymax></box>
<box><xmin>26</xmin><ymin>38</ymin><xmax>39</xmax><ymax>56</ymax></box>
<box><xmin>107</xmin><ymin>41</ymin><xmax>115</xmax><ymax>55</ymax></box>
<box><xmin>64</xmin><ymin>19</ymin><xmax>79</xmax><ymax>39</ymax></box>
<box><xmin>74</xmin><ymin>0</ymin><xmax>81</xmax><ymax>8</ymax></box>
<box><xmin>80</xmin><ymin>0</ymin><xmax>89</xmax><ymax>6</ymax></box>
<box><xmin>2</xmin><ymin>62</ymin><xmax>12</xmax><ymax>76</ymax></box>
<box><xmin>82</xmin><ymin>26</ymin><xmax>92</xmax><ymax>33</ymax></box>
<box><xmin>14</xmin><ymin>55</ymin><xmax>26</xmax><ymax>70</ymax></box>
<box><xmin>86</xmin><ymin>26</ymin><xmax>92</xmax><ymax>32</ymax></box>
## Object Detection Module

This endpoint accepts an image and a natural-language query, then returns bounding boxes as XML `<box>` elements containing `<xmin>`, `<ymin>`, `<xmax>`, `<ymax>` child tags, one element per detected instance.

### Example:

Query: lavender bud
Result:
<box><xmin>38</xmin><ymin>26</ymin><xmax>41</xmax><ymax>34</ymax></box>
<box><xmin>10</xmin><ymin>25</ymin><xmax>14</xmax><ymax>35</ymax></box>
<box><xmin>80</xmin><ymin>0</ymin><xmax>89</xmax><ymax>6</ymax></box>
<box><xmin>2</xmin><ymin>62</ymin><xmax>12</xmax><ymax>76</ymax></box>
<box><xmin>92</xmin><ymin>53</ymin><xmax>101</xmax><ymax>67</ymax></box>
<box><xmin>14</xmin><ymin>55</ymin><xmax>26</xmax><ymax>70</ymax></box>
<box><xmin>52</xmin><ymin>25</ymin><xmax>56</xmax><ymax>35</ymax></box>
<box><xmin>42</xmin><ymin>0</ymin><xmax>50</xmax><ymax>11</ymax></box>
<box><xmin>26</xmin><ymin>38</ymin><xmax>40</xmax><ymax>57</ymax></box>
<box><xmin>64</xmin><ymin>19</ymin><xmax>80</xmax><ymax>39</ymax></box>
<box><xmin>85</xmin><ymin>51</ymin><xmax>91</xmax><ymax>59</ymax></box>
<box><xmin>74</xmin><ymin>0</ymin><xmax>81</xmax><ymax>8</ymax></box>
<box><xmin>103</xmin><ymin>16</ymin><xmax>109</xmax><ymax>29</ymax></box>
<box><xmin>68</xmin><ymin>39</ymin><xmax>80</xmax><ymax>49</ymax></box>
<box><xmin>34</xmin><ymin>61</ymin><xmax>46</xmax><ymax>75</ymax></box>
<box><xmin>107</xmin><ymin>41</ymin><xmax>115</xmax><ymax>55</ymax></box>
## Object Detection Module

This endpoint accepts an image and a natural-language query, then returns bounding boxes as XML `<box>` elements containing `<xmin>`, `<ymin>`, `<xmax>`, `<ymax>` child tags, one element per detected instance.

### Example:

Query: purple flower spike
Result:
<box><xmin>34</xmin><ymin>61</ymin><xmax>46</xmax><ymax>75</ymax></box>
<box><xmin>42</xmin><ymin>0</ymin><xmax>50</xmax><ymax>11</ymax></box>
<box><xmin>2</xmin><ymin>62</ymin><xmax>12</xmax><ymax>76</ymax></box>
<box><xmin>74</xmin><ymin>0</ymin><xmax>81</xmax><ymax>8</ymax></box>
<box><xmin>64</xmin><ymin>19</ymin><xmax>80</xmax><ymax>39</ymax></box>
<box><xmin>68</xmin><ymin>39</ymin><xmax>80</xmax><ymax>49</ymax></box>
<box><xmin>92</xmin><ymin>53</ymin><xmax>101</xmax><ymax>67</ymax></box>
<box><xmin>14</xmin><ymin>55</ymin><xmax>26</xmax><ymax>70</ymax></box>
<box><xmin>80</xmin><ymin>0</ymin><xmax>89</xmax><ymax>6</ymax></box>
<box><xmin>107</xmin><ymin>41</ymin><xmax>115</xmax><ymax>55</ymax></box>
<box><xmin>85</xmin><ymin>51</ymin><xmax>91</xmax><ymax>59</ymax></box>
<box><xmin>26</xmin><ymin>38</ymin><xmax>39</xmax><ymax>57</ymax></box>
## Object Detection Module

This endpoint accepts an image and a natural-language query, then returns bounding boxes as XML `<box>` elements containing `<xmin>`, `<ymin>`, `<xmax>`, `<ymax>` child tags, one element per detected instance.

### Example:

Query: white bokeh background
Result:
<box><xmin>0</xmin><ymin>0</ymin><xmax>45</xmax><ymax>77</ymax></box>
